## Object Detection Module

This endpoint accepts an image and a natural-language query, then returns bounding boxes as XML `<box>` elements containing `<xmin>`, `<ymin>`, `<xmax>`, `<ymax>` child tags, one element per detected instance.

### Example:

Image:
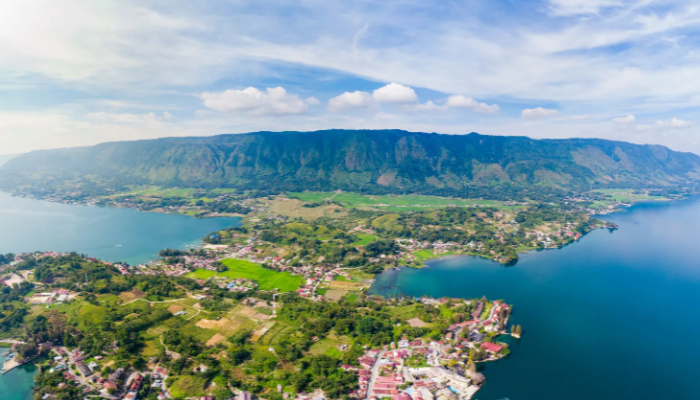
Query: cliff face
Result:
<box><xmin>2</xmin><ymin>129</ymin><xmax>699</xmax><ymax>195</ymax></box>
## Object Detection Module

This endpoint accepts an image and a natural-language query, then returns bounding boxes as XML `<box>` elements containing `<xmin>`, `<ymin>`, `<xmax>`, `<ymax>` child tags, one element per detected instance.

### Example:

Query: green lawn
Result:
<box><xmin>185</xmin><ymin>269</ymin><xmax>217</xmax><ymax>279</ymax></box>
<box><xmin>413</xmin><ymin>249</ymin><xmax>436</xmax><ymax>261</ymax></box>
<box><xmin>389</xmin><ymin>304</ymin><xmax>417</xmax><ymax>319</ymax></box>
<box><xmin>169</xmin><ymin>375</ymin><xmax>208</xmax><ymax>398</ymax></box>
<box><xmin>345</xmin><ymin>293</ymin><xmax>360</xmax><ymax>303</ymax></box>
<box><xmin>219</xmin><ymin>259</ymin><xmax>303</xmax><ymax>292</ymax></box>
<box><xmin>351</xmin><ymin>234</ymin><xmax>377</xmax><ymax>246</ymax></box>
<box><xmin>288</xmin><ymin>192</ymin><xmax>507</xmax><ymax>210</ymax></box>
<box><xmin>590</xmin><ymin>189</ymin><xmax>670</xmax><ymax>203</ymax></box>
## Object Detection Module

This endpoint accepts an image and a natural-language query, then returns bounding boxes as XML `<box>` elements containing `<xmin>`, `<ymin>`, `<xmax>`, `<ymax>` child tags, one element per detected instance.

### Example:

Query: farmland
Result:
<box><xmin>288</xmin><ymin>192</ymin><xmax>509</xmax><ymax>211</ymax></box>
<box><xmin>220</xmin><ymin>259</ymin><xmax>304</xmax><ymax>292</ymax></box>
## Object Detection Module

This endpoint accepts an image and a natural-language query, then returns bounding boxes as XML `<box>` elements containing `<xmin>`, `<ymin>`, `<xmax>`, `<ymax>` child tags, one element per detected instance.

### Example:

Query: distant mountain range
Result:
<box><xmin>1</xmin><ymin>130</ymin><xmax>699</xmax><ymax>197</ymax></box>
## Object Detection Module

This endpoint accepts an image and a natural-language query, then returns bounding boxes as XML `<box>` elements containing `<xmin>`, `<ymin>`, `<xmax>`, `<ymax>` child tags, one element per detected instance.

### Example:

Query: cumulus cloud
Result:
<box><xmin>446</xmin><ymin>95</ymin><xmax>500</xmax><ymax>114</ymax></box>
<box><xmin>372</xmin><ymin>83</ymin><xmax>418</xmax><ymax>104</ymax></box>
<box><xmin>408</xmin><ymin>101</ymin><xmax>448</xmax><ymax>112</ymax></box>
<box><xmin>201</xmin><ymin>87</ymin><xmax>309</xmax><ymax>115</ymax></box>
<box><xmin>327</xmin><ymin>91</ymin><xmax>374</xmax><ymax>112</ymax></box>
<box><xmin>522</xmin><ymin>107</ymin><xmax>558</xmax><ymax>119</ymax></box>
<box><xmin>306</xmin><ymin>97</ymin><xmax>321</xmax><ymax>106</ymax></box>
<box><xmin>162</xmin><ymin>111</ymin><xmax>173</xmax><ymax>119</ymax></box>
<box><xmin>612</xmin><ymin>114</ymin><xmax>636</xmax><ymax>124</ymax></box>
<box><xmin>642</xmin><ymin>117</ymin><xmax>693</xmax><ymax>130</ymax></box>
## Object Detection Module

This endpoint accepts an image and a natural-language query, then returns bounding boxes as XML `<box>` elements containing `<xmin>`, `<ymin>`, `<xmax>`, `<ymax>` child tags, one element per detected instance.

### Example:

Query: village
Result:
<box><xmin>0</xmin><ymin>224</ymin><xmax>523</xmax><ymax>400</ymax></box>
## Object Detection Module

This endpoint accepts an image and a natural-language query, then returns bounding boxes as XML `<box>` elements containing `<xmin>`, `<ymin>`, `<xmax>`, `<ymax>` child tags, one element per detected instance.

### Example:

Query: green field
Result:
<box><xmin>413</xmin><ymin>249</ymin><xmax>436</xmax><ymax>261</ymax></box>
<box><xmin>185</xmin><ymin>269</ymin><xmax>217</xmax><ymax>279</ymax></box>
<box><xmin>591</xmin><ymin>189</ymin><xmax>670</xmax><ymax>204</ymax></box>
<box><xmin>389</xmin><ymin>304</ymin><xmax>418</xmax><ymax>319</ymax></box>
<box><xmin>351</xmin><ymin>234</ymin><xmax>377</xmax><ymax>246</ymax></box>
<box><xmin>345</xmin><ymin>292</ymin><xmax>360</xmax><ymax>303</ymax></box>
<box><xmin>288</xmin><ymin>192</ymin><xmax>506</xmax><ymax>211</ymax></box>
<box><xmin>219</xmin><ymin>259</ymin><xmax>303</xmax><ymax>292</ymax></box>
<box><xmin>169</xmin><ymin>375</ymin><xmax>208</xmax><ymax>398</ymax></box>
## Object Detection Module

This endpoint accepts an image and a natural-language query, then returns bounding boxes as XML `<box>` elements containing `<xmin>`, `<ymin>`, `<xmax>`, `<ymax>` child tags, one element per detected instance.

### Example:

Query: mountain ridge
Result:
<box><xmin>2</xmin><ymin>129</ymin><xmax>699</xmax><ymax>196</ymax></box>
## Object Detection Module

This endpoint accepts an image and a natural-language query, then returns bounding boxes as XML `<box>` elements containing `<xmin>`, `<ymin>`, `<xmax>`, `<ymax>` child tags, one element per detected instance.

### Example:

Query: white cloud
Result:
<box><xmin>201</xmin><ymin>87</ymin><xmax>308</xmax><ymax>115</ymax></box>
<box><xmin>372</xmin><ymin>83</ymin><xmax>418</xmax><ymax>104</ymax></box>
<box><xmin>327</xmin><ymin>91</ymin><xmax>373</xmax><ymax>112</ymax></box>
<box><xmin>545</xmin><ymin>0</ymin><xmax>631</xmax><ymax>17</ymax></box>
<box><xmin>567</xmin><ymin>114</ymin><xmax>591</xmax><ymax>121</ymax></box>
<box><xmin>408</xmin><ymin>101</ymin><xmax>448</xmax><ymax>112</ymax></box>
<box><xmin>446</xmin><ymin>95</ymin><xmax>500</xmax><ymax>114</ymax></box>
<box><xmin>613</xmin><ymin>114</ymin><xmax>636</xmax><ymax>124</ymax></box>
<box><xmin>522</xmin><ymin>107</ymin><xmax>558</xmax><ymax>119</ymax></box>
<box><xmin>162</xmin><ymin>111</ymin><xmax>173</xmax><ymax>119</ymax></box>
<box><xmin>306</xmin><ymin>97</ymin><xmax>321</xmax><ymax>106</ymax></box>
<box><xmin>653</xmin><ymin>117</ymin><xmax>692</xmax><ymax>129</ymax></box>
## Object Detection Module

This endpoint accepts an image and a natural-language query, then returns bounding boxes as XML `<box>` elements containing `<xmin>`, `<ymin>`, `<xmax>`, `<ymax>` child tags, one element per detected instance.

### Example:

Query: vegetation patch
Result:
<box><xmin>351</xmin><ymin>234</ymin><xmax>377</xmax><ymax>246</ymax></box>
<box><xmin>185</xmin><ymin>269</ymin><xmax>217</xmax><ymax>280</ymax></box>
<box><xmin>169</xmin><ymin>375</ymin><xmax>209</xmax><ymax>398</ymax></box>
<box><xmin>323</xmin><ymin>289</ymin><xmax>348</xmax><ymax>302</ymax></box>
<box><xmin>220</xmin><ymin>259</ymin><xmax>303</xmax><ymax>292</ymax></box>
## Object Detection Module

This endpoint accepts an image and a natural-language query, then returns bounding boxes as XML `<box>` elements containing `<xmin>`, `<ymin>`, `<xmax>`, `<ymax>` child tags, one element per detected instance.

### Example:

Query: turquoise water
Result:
<box><xmin>0</xmin><ymin>354</ymin><xmax>37</xmax><ymax>400</ymax></box>
<box><xmin>370</xmin><ymin>197</ymin><xmax>700</xmax><ymax>399</ymax></box>
<box><xmin>0</xmin><ymin>192</ymin><xmax>241</xmax><ymax>264</ymax></box>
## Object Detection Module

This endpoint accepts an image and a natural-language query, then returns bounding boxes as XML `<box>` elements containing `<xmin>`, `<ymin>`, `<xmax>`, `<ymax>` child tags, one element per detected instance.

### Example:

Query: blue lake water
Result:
<box><xmin>0</xmin><ymin>191</ymin><xmax>241</xmax><ymax>264</ymax></box>
<box><xmin>370</xmin><ymin>197</ymin><xmax>700</xmax><ymax>400</ymax></box>
<box><xmin>0</xmin><ymin>354</ymin><xmax>37</xmax><ymax>400</ymax></box>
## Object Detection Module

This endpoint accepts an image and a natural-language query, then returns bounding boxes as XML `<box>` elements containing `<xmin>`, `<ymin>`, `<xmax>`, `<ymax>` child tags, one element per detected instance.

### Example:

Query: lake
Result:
<box><xmin>370</xmin><ymin>197</ymin><xmax>700</xmax><ymax>400</ymax></box>
<box><xmin>0</xmin><ymin>354</ymin><xmax>38</xmax><ymax>400</ymax></box>
<box><xmin>0</xmin><ymin>192</ymin><xmax>241</xmax><ymax>264</ymax></box>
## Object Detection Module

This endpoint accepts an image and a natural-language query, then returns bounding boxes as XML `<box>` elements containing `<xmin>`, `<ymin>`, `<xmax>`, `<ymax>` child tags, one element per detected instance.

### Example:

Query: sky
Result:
<box><xmin>1</xmin><ymin>0</ymin><xmax>700</xmax><ymax>155</ymax></box>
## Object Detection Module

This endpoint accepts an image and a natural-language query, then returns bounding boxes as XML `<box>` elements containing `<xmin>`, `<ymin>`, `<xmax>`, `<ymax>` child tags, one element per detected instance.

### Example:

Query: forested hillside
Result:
<box><xmin>1</xmin><ymin>130</ymin><xmax>699</xmax><ymax>197</ymax></box>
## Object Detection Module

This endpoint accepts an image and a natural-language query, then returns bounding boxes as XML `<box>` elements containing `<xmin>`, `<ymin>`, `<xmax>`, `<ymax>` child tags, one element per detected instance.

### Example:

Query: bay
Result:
<box><xmin>370</xmin><ymin>197</ymin><xmax>700</xmax><ymax>400</ymax></box>
<box><xmin>0</xmin><ymin>354</ymin><xmax>37</xmax><ymax>400</ymax></box>
<box><xmin>0</xmin><ymin>191</ymin><xmax>241</xmax><ymax>265</ymax></box>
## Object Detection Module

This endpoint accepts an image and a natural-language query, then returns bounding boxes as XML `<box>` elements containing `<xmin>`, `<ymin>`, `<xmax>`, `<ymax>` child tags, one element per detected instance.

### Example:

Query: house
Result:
<box><xmin>471</xmin><ymin>302</ymin><xmax>484</xmax><ymax>319</ymax></box>
<box><xmin>481</xmin><ymin>342</ymin><xmax>504</xmax><ymax>353</ymax></box>
<box><xmin>239</xmin><ymin>391</ymin><xmax>252</xmax><ymax>400</ymax></box>
<box><xmin>103</xmin><ymin>382</ymin><xmax>118</xmax><ymax>391</ymax></box>
<box><xmin>76</xmin><ymin>362</ymin><xmax>92</xmax><ymax>376</ymax></box>
<box><xmin>469</xmin><ymin>332</ymin><xmax>485</xmax><ymax>343</ymax></box>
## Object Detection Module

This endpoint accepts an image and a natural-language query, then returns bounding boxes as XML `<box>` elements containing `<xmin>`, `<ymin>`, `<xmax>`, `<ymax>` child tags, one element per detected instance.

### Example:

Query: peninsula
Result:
<box><xmin>1</xmin><ymin>250</ymin><xmax>518</xmax><ymax>400</ymax></box>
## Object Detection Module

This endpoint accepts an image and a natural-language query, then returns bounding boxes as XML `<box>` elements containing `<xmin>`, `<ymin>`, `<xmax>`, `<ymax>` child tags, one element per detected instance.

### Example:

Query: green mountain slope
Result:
<box><xmin>1</xmin><ymin>130</ymin><xmax>699</xmax><ymax>196</ymax></box>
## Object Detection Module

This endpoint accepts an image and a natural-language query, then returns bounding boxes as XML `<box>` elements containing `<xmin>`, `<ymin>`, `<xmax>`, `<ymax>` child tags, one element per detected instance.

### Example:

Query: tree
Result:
<box><xmin>515</xmin><ymin>325</ymin><xmax>522</xmax><ymax>336</ymax></box>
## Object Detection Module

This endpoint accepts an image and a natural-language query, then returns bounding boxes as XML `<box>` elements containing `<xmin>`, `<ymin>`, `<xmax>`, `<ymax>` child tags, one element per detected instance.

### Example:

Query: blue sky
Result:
<box><xmin>1</xmin><ymin>0</ymin><xmax>700</xmax><ymax>154</ymax></box>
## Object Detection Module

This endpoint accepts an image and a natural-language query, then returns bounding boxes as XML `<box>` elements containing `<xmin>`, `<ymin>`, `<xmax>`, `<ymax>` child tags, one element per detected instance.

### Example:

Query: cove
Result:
<box><xmin>370</xmin><ymin>197</ymin><xmax>700</xmax><ymax>400</ymax></box>
<box><xmin>0</xmin><ymin>354</ymin><xmax>37</xmax><ymax>400</ymax></box>
<box><xmin>0</xmin><ymin>192</ymin><xmax>241</xmax><ymax>265</ymax></box>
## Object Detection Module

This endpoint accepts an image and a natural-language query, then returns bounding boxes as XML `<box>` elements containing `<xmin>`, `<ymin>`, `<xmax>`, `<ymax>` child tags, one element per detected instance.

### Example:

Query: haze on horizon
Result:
<box><xmin>1</xmin><ymin>0</ymin><xmax>699</xmax><ymax>155</ymax></box>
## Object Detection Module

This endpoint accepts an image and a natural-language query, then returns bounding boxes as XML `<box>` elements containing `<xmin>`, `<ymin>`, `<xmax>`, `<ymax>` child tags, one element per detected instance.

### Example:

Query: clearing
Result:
<box><xmin>219</xmin><ymin>259</ymin><xmax>303</xmax><ymax>292</ymax></box>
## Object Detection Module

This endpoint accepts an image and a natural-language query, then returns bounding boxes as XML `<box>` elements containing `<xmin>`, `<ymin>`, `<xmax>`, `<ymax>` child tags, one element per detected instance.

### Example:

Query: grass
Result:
<box><xmin>219</xmin><ymin>259</ymin><xmax>303</xmax><ymax>292</ymax></box>
<box><xmin>389</xmin><ymin>305</ymin><xmax>418</xmax><ymax>319</ymax></box>
<box><xmin>413</xmin><ymin>249</ymin><xmax>436</xmax><ymax>261</ymax></box>
<box><xmin>288</xmin><ymin>192</ymin><xmax>507</xmax><ymax>211</ymax></box>
<box><xmin>185</xmin><ymin>269</ymin><xmax>217</xmax><ymax>280</ymax></box>
<box><xmin>591</xmin><ymin>189</ymin><xmax>670</xmax><ymax>203</ymax></box>
<box><xmin>351</xmin><ymin>234</ymin><xmax>377</xmax><ymax>246</ymax></box>
<box><xmin>345</xmin><ymin>292</ymin><xmax>360</xmax><ymax>303</ymax></box>
<box><xmin>346</xmin><ymin>270</ymin><xmax>375</xmax><ymax>281</ymax></box>
<box><xmin>169</xmin><ymin>375</ymin><xmax>208</xmax><ymax>398</ymax></box>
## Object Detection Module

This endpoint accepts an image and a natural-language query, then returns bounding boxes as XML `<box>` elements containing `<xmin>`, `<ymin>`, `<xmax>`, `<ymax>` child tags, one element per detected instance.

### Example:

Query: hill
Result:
<box><xmin>1</xmin><ymin>130</ymin><xmax>699</xmax><ymax>197</ymax></box>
